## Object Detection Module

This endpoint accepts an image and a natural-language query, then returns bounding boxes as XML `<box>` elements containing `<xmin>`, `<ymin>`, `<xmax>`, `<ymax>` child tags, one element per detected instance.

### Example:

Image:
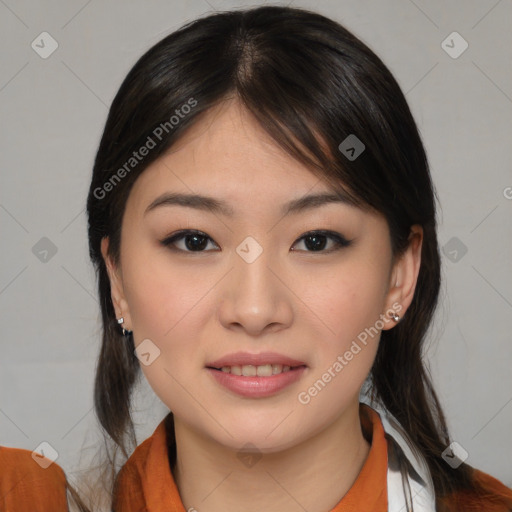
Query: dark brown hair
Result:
<box><xmin>84</xmin><ymin>5</ymin><xmax>481</xmax><ymax>510</ymax></box>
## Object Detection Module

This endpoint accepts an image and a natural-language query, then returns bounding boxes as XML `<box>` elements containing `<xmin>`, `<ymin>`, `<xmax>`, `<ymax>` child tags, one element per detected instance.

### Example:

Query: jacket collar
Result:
<box><xmin>360</xmin><ymin>394</ymin><xmax>437</xmax><ymax>511</ymax></box>
<box><xmin>123</xmin><ymin>400</ymin><xmax>436</xmax><ymax>511</ymax></box>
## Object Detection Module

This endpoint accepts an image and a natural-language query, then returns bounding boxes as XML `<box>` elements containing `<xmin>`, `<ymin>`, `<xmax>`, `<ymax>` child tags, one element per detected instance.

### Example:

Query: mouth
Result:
<box><xmin>205</xmin><ymin>352</ymin><xmax>308</xmax><ymax>397</ymax></box>
<box><xmin>205</xmin><ymin>363</ymin><xmax>308</xmax><ymax>398</ymax></box>
<box><xmin>206</xmin><ymin>363</ymin><xmax>307</xmax><ymax>377</ymax></box>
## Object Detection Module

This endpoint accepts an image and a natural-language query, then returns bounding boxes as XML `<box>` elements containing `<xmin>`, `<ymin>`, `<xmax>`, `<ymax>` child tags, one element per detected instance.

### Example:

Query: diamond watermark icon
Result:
<box><xmin>134</xmin><ymin>338</ymin><xmax>161</xmax><ymax>366</ymax></box>
<box><xmin>32</xmin><ymin>441</ymin><xmax>59</xmax><ymax>469</ymax></box>
<box><xmin>442</xmin><ymin>441</ymin><xmax>469</xmax><ymax>469</ymax></box>
<box><xmin>237</xmin><ymin>442</ymin><xmax>263</xmax><ymax>468</ymax></box>
<box><xmin>236</xmin><ymin>236</ymin><xmax>263</xmax><ymax>264</ymax></box>
<box><xmin>441</xmin><ymin>32</ymin><xmax>468</xmax><ymax>59</ymax></box>
<box><xmin>338</xmin><ymin>134</ymin><xmax>365</xmax><ymax>161</ymax></box>
<box><xmin>442</xmin><ymin>237</ymin><xmax>467</xmax><ymax>263</ymax></box>
<box><xmin>31</xmin><ymin>32</ymin><xmax>59</xmax><ymax>59</ymax></box>
<box><xmin>32</xmin><ymin>237</ymin><xmax>58</xmax><ymax>263</ymax></box>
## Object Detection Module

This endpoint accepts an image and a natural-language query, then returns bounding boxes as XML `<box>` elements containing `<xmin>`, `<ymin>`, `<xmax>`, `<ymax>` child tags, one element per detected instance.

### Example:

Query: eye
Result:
<box><xmin>160</xmin><ymin>230</ymin><xmax>219</xmax><ymax>253</ymax></box>
<box><xmin>291</xmin><ymin>230</ymin><xmax>352</xmax><ymax>253</ymax></box>
<box><xmin>160</xmin><ymin>229</ymin><xmax>352</xmax><ymax>254</ymax></box>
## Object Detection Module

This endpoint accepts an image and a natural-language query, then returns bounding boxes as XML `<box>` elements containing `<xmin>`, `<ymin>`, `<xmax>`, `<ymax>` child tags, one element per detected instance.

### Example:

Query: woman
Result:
<box><xmin>1</xmin><ymin>5</ymin><xmax>511</xmax><ymax>511</ymax></box>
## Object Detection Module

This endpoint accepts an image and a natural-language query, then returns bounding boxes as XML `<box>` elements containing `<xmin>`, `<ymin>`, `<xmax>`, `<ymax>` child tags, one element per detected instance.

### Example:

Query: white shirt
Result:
<box><xmin>360</xmin><ymin>394</ymin><xmax>437</xmax><ymax>511</ymax></box>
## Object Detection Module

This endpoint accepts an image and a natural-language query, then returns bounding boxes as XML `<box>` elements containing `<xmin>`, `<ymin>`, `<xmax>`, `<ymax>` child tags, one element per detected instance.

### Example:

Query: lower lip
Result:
<box><xmin>206</xmin><ymin>366</ymin><xmax>307</xmax><ymax>398</ymax></box>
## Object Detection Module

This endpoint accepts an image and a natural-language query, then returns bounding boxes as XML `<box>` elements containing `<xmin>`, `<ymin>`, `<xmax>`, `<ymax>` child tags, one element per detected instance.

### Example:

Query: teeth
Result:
<box><xmin>257</xmin><ymin>364</ymin><xmax>272</xmax><ymax>377</ymax></box>
<box><xmin>242</xmin><ymin>365</ymin><xmax>257</xmax><ymax>377</ymax></box>
<box><xmin>231</xmin><ymin>365</ymin><xmax>242</xmax><ymax>376</ymax></box>
<box><xmin>218</xmin><ymin>364</ymin><xmax>294</xmax><ymax>376</ymax></box>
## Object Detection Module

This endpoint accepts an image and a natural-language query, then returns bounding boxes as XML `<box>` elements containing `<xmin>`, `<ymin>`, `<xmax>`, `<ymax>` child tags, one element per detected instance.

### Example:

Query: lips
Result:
<box><xmin>206</xmin><ymin>351</ymin><xmax>307</xmax><ymax>369</ymax></box>
<box><xmin>206</xmin><ymin>363</ymin><xmax>307</xmax><ymax>398</ymax></box>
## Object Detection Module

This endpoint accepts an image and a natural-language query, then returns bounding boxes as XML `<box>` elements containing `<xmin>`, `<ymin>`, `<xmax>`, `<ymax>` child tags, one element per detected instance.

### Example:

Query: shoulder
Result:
<box><xmin>112</xmin><ymin>419</ymin><xmax>168</xmax><ymax>511</ymax></box>
<box><xmin>0</xmin><ymin>445</ymin><xmax>68</xmax><ymax>510</ymax></box>
<box><xmin>115</xmin><ymin>434</ymin><xmax>154</xmax><ymax>486</ymax></box>
<box><xmin>441</xmin><ymin>467</ymin><xmax>512</xmax><ymax>512</ymax></box>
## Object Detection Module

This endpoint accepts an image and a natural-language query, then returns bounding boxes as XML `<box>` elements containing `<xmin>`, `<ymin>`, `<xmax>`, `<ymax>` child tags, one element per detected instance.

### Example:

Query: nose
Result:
<box><xmin>217</xmin><ymin>242</ymin><xmax>294</xmax><ymax>337</ymax></box>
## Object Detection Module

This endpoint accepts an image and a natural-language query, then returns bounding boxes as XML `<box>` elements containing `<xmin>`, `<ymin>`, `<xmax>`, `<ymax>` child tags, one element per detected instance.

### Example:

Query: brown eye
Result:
<box><xmin>291</xmin><ymin>230</ymin><xmax>352</xmax><ymax>253</ymax></box>
<box><xmin>160</xmin><ymin>230</ymin><xmax>219</xmax><ymax>252</ymax></box>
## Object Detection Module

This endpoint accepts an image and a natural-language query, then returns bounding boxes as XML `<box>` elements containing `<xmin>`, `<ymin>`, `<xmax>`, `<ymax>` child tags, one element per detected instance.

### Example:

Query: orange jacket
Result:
<box><xmin>0</xmin><ymin>445</ymin><xmax>68</xmax><ymax>511</ymax></box>
<box><xmin>111</xmin><ymin>406</ymin><xmax>512</xmax><ymax>511</ymax></box>
<box><xmin>112</xmin><ymin>405</ymin><xmax>388</xmax><ymax>511</ymax></box>
<box><xmin>2</xmin><ymin>407</ymin><xmax>511</xmax><ymax>511</ymax></box>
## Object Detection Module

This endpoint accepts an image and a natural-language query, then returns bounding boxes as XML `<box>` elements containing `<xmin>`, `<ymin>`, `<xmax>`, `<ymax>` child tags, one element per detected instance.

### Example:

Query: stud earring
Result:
<box><xmin>390</xmin><ymin>312</ymin><xmax>400</xmax><ymax>322</ymax></box>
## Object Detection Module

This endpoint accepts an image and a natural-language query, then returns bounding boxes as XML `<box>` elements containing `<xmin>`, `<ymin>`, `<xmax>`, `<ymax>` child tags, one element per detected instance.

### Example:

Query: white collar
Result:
<box><xmin>359</xmin><ymin>395</ymin><xmax>437</xmax><ymax>511</ymax></box>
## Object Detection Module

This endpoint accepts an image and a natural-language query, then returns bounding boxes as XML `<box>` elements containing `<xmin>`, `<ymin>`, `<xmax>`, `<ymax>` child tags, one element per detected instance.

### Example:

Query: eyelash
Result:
<box><xmin>159</xmin><ymin>229</ymin><xmax>352</xmax><ymax>254</ymax></box>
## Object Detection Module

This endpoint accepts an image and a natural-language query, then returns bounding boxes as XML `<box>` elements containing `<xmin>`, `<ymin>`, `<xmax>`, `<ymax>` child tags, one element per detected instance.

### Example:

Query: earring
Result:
<box><xmin>390</xmin><ymin>312</ymin><xmax>400</xmax><ymax>322</ymax></box>
<box><xmin>117</xmin><ymin>317</ymin><xmax>132</xmax><ymax>337</ymax></box>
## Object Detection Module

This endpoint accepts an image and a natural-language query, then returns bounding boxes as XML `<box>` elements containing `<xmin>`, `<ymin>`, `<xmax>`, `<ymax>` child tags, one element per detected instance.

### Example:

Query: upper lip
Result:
<box><xmin>206</xmin><ymin>351</ymin><xmax>307</xmax><ymax>368</ymax></box>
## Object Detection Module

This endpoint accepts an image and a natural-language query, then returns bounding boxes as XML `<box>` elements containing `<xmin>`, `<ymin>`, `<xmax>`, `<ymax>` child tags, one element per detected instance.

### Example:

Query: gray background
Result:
<box><xmin>1</xmin><ymin>0</ymin><xmax>511</xmax><ymax>489</ymax></box>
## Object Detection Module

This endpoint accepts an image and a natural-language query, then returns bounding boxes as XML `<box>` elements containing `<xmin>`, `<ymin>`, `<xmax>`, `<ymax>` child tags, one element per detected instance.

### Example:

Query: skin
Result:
<box><xmin>101</xmin><ymin>98</ymin><xmax>423</xmax><ymax>512</ymax></box>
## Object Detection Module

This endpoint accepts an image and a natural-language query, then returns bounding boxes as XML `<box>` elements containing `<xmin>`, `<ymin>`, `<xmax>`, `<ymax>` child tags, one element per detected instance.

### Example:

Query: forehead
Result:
<box><xmin>127</xmin><ymin>100</ymin><xmax>347</xmax><ymax>216</ymax></box>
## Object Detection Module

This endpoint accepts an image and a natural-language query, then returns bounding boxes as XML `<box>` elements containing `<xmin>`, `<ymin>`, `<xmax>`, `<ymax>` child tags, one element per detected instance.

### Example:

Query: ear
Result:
<box><xmin>100</xmin><ymin>237</ymin><xmax>132</xmax><ymax>331</ymax></box>
<box><xmin>381</xmin><ymin>225</ymin><xmax>423</xmax><ymax>330</ymax></box>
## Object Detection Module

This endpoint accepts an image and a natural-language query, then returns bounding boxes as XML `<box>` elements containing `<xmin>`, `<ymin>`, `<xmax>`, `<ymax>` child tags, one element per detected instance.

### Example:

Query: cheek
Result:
<box><xmin>122</xmin><ymin>245</ymin><xmax>214</xmax><ymax>341</ymax></box>
<box><xmin>120</xmin><ymin>248</ymin><xmax>216</xmax><ymax>407</ymax></box>
<box><xmin>300</xmin><ymin>256</ymin><xmax>389</xmax><ymax>349</ymax></box>
<box><xmin>293</xmin><ymin>258</ymin><xmax>388</xmax><ymax>410</ymax></box>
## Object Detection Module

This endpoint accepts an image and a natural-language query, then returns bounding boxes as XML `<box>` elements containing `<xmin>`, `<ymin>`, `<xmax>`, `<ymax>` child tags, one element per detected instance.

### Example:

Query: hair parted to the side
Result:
<box><xmin>82</xmin><ymin>5</ymin><xmax>480</xmax><ymax>511</ymax></box>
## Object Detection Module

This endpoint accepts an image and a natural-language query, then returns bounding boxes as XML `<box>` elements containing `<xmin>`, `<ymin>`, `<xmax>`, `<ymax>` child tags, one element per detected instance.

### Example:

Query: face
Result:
<box><xmin>102</xmin><ymin>99</ymin><xmax>422</xmax><ymax>453</ymax></box>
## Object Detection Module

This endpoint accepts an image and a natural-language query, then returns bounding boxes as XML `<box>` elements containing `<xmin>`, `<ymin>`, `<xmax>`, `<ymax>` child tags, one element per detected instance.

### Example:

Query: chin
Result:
<box><xmin>206</xmin><ymin>418</ymin><xmax>309</xmax><ymax>454</ymax></box>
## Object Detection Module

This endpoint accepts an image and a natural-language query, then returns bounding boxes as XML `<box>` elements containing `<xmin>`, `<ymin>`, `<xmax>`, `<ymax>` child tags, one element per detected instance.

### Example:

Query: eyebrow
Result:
<box><xmin>144</xmin><ymin>191</ymin><xmax>355</xmax><ymax>218</ymax></box>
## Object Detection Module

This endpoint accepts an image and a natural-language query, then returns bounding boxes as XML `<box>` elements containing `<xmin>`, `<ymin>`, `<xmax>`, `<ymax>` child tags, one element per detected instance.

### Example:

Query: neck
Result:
<box><xmin>172</xmin><ymin>402</ymin><xmax>371</xmax><ymax>512</ymax></box>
